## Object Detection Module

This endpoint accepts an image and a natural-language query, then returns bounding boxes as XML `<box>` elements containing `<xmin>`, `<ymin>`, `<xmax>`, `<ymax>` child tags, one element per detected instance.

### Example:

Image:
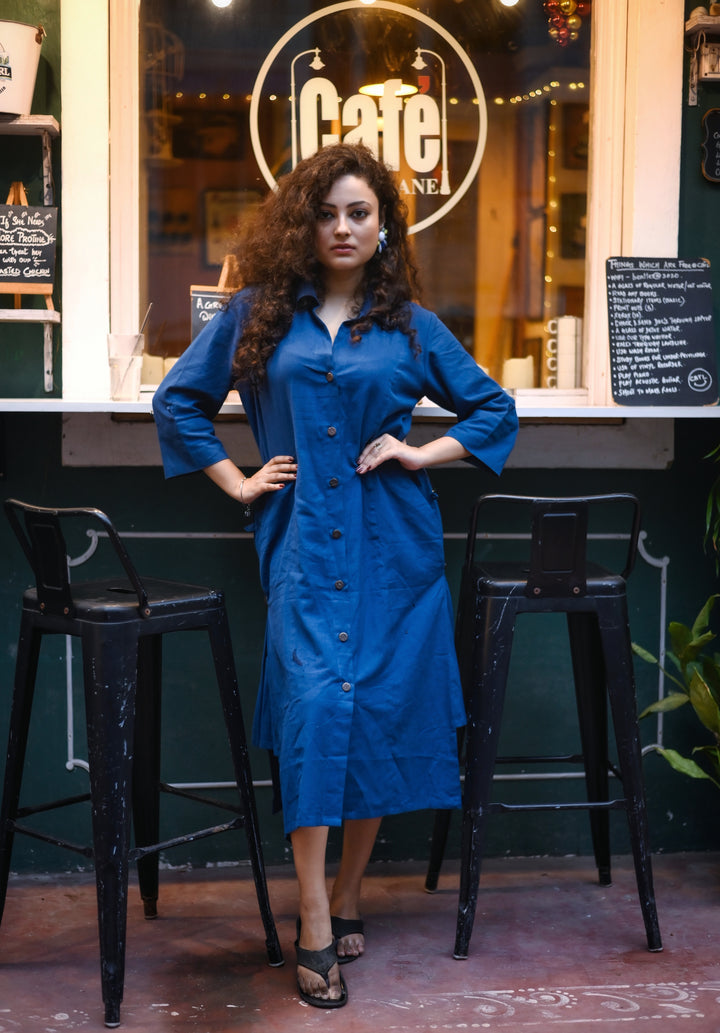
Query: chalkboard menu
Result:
<box><xmin>606</xmin><ymin>257</ymin><xmax>717</xmax><ymax>406</ymax></box>
<box><xmin>190</xmin><ymin>285</ymin><xmax>228</xmax><ymax>341</ymax></box>
<box><xmin>0</xmin><ymin>205</ymin><xmax>58</xmax><ymax>286</ymax></box>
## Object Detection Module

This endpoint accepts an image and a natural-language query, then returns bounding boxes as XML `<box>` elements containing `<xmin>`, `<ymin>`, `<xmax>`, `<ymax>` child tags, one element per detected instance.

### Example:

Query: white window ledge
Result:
<box><xmin>0</xmin><ymin>395</ymin><xmax>716</xmax><ymax>420</ymax></box>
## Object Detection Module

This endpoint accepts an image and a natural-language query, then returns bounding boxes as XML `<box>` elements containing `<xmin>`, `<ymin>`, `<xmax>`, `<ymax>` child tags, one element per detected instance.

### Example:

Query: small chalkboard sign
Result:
<box><xmin>190</xmin><ymin>285</ymin><xmax>228</xmax><ymax>341</ymax></box>
<box><xmin>0</xmin><ymin>205</ymin><xmax>57</xmax><ymax>288</ymax></box>
<box><xmin>606</xmin><ymin>257</ymin><xmax>717</xmax><ymax>406</ymax></box>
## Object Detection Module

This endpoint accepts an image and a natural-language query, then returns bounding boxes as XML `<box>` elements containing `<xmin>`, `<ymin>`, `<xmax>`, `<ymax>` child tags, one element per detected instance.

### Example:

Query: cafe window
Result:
<box><xmin>137</xmin><ymin>0</ymin><xmax>592</xmax><ymax>393</ymax></box>
<box><xmin>58</xmin><ymin>0</ymin><xmax>681</xmax><ymax>405</ymax></box>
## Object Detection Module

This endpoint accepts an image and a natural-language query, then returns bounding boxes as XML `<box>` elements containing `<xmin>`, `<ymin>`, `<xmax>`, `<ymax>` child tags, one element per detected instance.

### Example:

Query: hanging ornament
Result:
<box><xmin>543</xmin><ymin>0</ymin><xmax>591</xmax><ymax>46</ymax></box>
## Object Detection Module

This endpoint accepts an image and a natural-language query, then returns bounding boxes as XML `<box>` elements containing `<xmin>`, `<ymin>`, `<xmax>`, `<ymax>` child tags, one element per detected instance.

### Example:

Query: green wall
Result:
<box><xmin>2</xmin><ymin>413</ymin><xmax>720</xmax><ymax>872</ymax></box>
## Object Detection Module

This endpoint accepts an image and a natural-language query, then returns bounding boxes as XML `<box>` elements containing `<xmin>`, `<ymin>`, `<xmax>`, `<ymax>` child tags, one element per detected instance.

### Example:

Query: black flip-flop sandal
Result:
<box><xmin>331</xmin><ymin>915</ymin><xmax>365</xmax><ymax>965</ymax></box>
<box><xmin>295</xmin><ymin>923</ymin><xmax>348</xmax><ymax>1008</ymax></box>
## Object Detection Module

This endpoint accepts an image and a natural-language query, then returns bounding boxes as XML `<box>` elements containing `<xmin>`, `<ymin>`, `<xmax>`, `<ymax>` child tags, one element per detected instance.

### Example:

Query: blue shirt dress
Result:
<box><xmin>153</xmin><ymin>286</ymin><xmax>518</xmax><ymax>834</ymax></box>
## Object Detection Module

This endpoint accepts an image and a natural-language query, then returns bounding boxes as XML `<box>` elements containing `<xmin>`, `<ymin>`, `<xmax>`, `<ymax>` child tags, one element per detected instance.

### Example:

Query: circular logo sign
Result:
<box><xmin>249</xmin><ymin>0</ymin><xmax>487</xmax><ymax>234</ymax></box>
<box><xmin>688</xmin><ymin>367</ymin><xmax>713</xmax><ymax>393</ymax></box>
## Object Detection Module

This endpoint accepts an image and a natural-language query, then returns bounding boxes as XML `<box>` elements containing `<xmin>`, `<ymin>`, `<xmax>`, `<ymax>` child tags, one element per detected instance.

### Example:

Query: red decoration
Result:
<box><xmin>543</xmin><ymin>0</ymin><xmax>591</xmax><ymax>47</ymax></box>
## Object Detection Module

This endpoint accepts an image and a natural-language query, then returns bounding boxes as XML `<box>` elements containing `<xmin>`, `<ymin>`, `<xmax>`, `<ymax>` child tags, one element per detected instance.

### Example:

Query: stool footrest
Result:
<box><xmin>16</xmin><ymin>791</ymin><xmax>92</xmax><ymax>817</ymax></box>
<box><xmin>160</xmin><ymin>781</ymin><xmax>243</xmax><ymax>815</ymax></box>
<box><xmin>129</xmin><ymin>817</ymin><xmax>245</xmax><ymax>861</ymax></box>
<box><xmin>488</xmin><ymin>798</ymin><xmax>627</xmax><ymax>814</ymax></box>
<box><xmin>495</xmin><ymin>753</ymin><xmax>585</xmax><ymax>766</ymax></box>
<box><xmin>10</xmin><ymin>820</ymin><xmax>94</xmax><ymax>858</ymax></box>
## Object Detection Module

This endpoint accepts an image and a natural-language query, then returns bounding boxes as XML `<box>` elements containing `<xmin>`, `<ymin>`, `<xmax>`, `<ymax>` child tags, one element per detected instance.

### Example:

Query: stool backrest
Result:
<box><xmin>528</xmin><ymin>498</ymin><xmax>588</xmax><ymax>597</ymax></box>
<box><xmin>4</xmin><ymin>498</ymin><xmax>150</xmax><ymax>618</ymax></box>
<box><xmin>464</xmin><ymin>493</ymin><xmax>641</xmax><ymax>597</ymax></box>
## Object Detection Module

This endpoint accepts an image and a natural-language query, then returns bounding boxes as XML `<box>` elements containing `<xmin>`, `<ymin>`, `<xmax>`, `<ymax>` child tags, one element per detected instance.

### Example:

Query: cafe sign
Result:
<box><xmin>249</xmin><ymin>0</ymin><xmax>487</xmax><ymax>234</ymax></box>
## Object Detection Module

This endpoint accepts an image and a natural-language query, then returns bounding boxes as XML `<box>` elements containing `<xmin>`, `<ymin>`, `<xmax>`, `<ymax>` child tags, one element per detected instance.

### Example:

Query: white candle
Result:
<box><xmin>502</xmin><ymin>355</ymin><xmax>535</xmax><ymax>390</ymax></box>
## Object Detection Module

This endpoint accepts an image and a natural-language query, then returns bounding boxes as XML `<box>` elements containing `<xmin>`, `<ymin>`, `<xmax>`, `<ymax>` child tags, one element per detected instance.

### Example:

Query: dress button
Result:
<box><xmin>334</xmin><ymin>579</ymin><xmax>345</xmax><ymax>591</ymax></box>
<box><xmin>329</xmin><ymin>477</ymin><xmax>339</xmax><ymax>488</ymax></box>
<box><xmin>326</xmin><ymin>371</ymin><xmax>334</xmax><ymax>382</ymax></box>
<box><xmin>327</xmin><ymin>426</ymin><xmax>337</xmax><ymax>437</ymax></box>
<box><xmin>338</xmin><ymin>632</ymin><xmax>349</xmax><ymax>642</ymax></box>
<box><xmin>331</xmin><ymin>529</ymin><xmax>342</xmax><ymax>539</ymax></box>
<box><xmin>341</xmin><ymin>682</ymin><xmax>352</xmax><ymax>692</ymax></box>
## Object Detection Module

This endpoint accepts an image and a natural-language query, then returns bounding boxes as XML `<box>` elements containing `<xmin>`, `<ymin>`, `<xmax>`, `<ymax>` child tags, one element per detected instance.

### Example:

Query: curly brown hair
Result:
<box><xmin>231</xmin><ymin>142</ymin><xmax>421</xmax><ymax>384</ymax></box>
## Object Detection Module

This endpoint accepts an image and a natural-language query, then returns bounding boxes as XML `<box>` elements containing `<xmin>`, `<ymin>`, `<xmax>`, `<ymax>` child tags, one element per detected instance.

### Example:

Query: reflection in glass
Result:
<box><xmin>139</xmin><ymin>1</ymin><xmax>590</xmax><ymax>393</ymax></box>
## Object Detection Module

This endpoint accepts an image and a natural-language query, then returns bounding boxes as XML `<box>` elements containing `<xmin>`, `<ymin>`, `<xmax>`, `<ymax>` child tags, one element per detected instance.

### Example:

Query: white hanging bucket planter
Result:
<box><xmin>0</xmin><ymin>21</ymin><xmax>46</xmax><ymax>117</ymax></box>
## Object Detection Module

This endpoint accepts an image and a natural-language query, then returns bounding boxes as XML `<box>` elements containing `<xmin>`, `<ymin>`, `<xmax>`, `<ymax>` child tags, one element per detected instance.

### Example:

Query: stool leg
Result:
<box><xmin>454</xmin><ymin>595</ymin><xmax>515</xmax><ymax>960</ymax></box>
<box><xmin>0</xmin><ymin>614</ymin><xmax>42</xmax><ymax>923</ymax></box>
<box><xmin>567</xmin><ymin>611</ymin><xmax>611</xmax><ymax>885</ymax></box>
<box><xmin>132</xmin><ymin>635</ymin><xmax>162</xmax><ymax>918</ymax></box>
<box><xmin>426</xmin><ymin>728</ymin><xmax>464</xmax><ymax>891</ymax></box>
<box><xmin>597</xmin><ymin>598</ymin><xmax>662</xmax><ymax>952</ymax></box>
<box><xmin>82</xmin><ymin>623</ymin><xmax>140</xmax><ymax>1027</ymax></box>
<box><xmin>207</xmin><ymin>608</ymin><xmax>284</xmax><ymax>968</ymax></box>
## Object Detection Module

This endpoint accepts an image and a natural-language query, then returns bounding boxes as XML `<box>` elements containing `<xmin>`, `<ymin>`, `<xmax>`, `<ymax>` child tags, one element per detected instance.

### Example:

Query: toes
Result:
<box><xmin>297</xmin><ymin>963</ymin><xmax>344</xmax><ymax>1001</ymax></box>
<box><xmin>337</xmin><ymin>934</ymin><xmax>364</xmax><ymax>959</ymax></box>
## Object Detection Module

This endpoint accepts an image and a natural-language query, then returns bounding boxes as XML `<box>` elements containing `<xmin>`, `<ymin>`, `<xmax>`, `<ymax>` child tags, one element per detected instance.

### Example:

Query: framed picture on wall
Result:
<box><xmin>561</xmin><ymin>103</ymin><xmax>589</xmax><ymax>170</ymax></box>
<box><xmin>559</xmin><ymin>192</ymin><xmax>587</xmax><ymax>260</ymax></box>
<box><xmin>204</xmin><ymin>189</ymin><xmax>262</xmax><ymax>267</ymax></box>
<box><xmin>148</xmin><ymin>186</ymin><xmax>196</xmax><ymax>252</ymax></box>
<box><xmin>173</xmin><ymin>110</ymin><xmax>245</xmax><ymax>161</ymax></box>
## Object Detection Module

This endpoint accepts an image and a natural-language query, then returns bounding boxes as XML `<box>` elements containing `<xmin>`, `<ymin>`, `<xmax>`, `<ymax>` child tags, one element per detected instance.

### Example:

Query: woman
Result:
<box><xmin>153</xmin><ymin>142</ymin><xmax>518</xmax><ymax>1008</ymax></box>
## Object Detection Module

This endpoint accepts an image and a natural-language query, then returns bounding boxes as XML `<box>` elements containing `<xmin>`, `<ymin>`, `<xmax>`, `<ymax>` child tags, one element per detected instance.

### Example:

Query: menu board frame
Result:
<box><xmin>606</xmin><ymin>257</ymin><xmax>717</xmax><ymax>407</ymax></box>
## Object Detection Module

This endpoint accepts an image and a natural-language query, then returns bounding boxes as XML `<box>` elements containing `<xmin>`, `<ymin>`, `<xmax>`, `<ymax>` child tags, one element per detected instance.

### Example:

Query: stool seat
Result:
<box><xmin>22</xmin><ymin>577</ymin><xmax>225</xmax><ymax>621</ymax></box>
<box><xmin>0</xmin><ymin>500</ymin><xmax>284</xmax><ymax>1027</ymax></box>
<box><xmin>425</xmin><ymin>493</ymin><xmax>662</xmax><ymax>959</ymax></box>
<box><xmin>469</xmin><ymin>562</ymin><xmax>626</xmax><ymax>596</ymax></box>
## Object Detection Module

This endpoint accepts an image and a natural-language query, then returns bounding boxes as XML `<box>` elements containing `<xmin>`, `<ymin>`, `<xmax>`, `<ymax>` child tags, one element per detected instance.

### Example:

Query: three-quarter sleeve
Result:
<box><xmin>417</xmin><ymin>307</ymin><xmax>518</xmax><ymax>475</ymax></box>
<box><xmin>152</xmin><ymin>298</ymin><xmax>244</xmax><ymax>478</ymax></box>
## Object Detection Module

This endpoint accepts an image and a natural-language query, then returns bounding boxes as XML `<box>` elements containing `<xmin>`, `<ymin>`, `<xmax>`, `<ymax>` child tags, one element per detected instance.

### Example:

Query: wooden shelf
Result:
<box><xmin>0</xmin><ymin>114</ymin><xmax>59</xmax><ymax>137</ymax></box>
<box><xmin>0</xmin><ymin>309</ymin><xmax>61</xmax><ymax>324</ymax></box>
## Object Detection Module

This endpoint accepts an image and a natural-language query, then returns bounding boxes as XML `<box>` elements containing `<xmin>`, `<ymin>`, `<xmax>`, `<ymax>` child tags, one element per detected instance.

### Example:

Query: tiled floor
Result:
<box><xmin>1</xmin><ymin>853</ymin><xmax>719</xmax><ymax>1032</ymax></box>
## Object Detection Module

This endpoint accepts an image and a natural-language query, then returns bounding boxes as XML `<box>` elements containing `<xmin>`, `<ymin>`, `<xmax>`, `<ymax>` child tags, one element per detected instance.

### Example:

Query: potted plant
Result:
<box><xmin>633</xmin><ymin>594</ymin><xmax>720</xmax><ymax>789</ymax></box>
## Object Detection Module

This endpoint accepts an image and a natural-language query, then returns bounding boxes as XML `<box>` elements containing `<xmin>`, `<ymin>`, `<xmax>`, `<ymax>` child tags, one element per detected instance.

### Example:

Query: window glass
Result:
<box><xmin>140</xmin><ymin>0</ymin><xmax>591</xmax><ymax>391</ymax></box>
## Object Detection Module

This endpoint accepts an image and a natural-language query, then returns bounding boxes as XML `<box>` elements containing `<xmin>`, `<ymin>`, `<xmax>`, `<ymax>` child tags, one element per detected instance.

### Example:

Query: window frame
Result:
<box><xmin>59</xmin><ymin>0</ymin><xmax>685</xmax><ymax>413</ymax></box>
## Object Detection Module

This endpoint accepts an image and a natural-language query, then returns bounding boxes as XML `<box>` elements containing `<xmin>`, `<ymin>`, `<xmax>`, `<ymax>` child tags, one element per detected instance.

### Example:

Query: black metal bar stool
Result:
<box><xmin>426</xmin><ymin>493</ymin><xmax>662</xmax><ymax>959</ymax></box>
<box><xmin>0</xmin><ymin>499</ymin><xmax>284</xmax><ymax>1027</ymax></box>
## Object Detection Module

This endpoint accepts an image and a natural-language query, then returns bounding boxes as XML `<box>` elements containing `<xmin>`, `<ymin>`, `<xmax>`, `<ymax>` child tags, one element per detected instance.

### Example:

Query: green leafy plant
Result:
<box><xmin>633</xmin><ymin>594</ymin><xmax>720</xmax><ymax>788</ymax></box>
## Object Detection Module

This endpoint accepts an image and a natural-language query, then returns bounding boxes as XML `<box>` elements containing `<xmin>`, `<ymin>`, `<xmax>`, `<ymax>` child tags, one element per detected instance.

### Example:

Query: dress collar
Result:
<box><xmin>296</xmin><ymin>282</ymin><xmax>319</xmax><ymax>307</ymax></box>
<box><xmin>296</xmin><ymin>281</ymin><xmax>372</xmax><ymax>317</ymax></box>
